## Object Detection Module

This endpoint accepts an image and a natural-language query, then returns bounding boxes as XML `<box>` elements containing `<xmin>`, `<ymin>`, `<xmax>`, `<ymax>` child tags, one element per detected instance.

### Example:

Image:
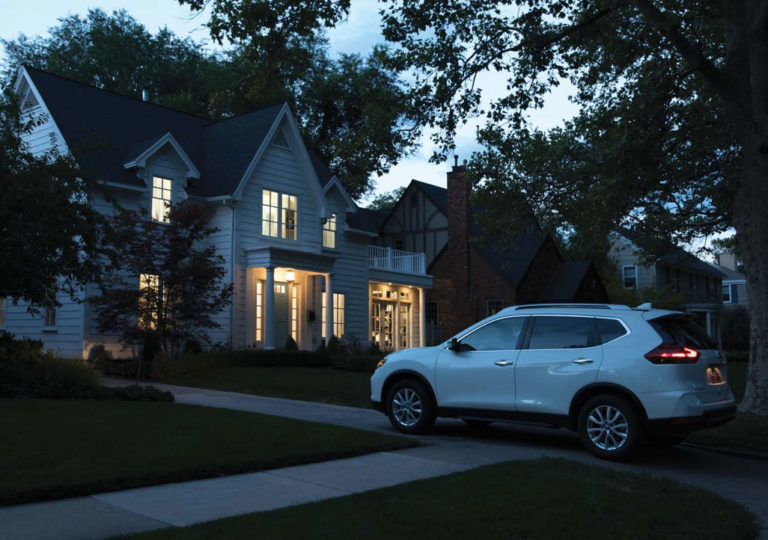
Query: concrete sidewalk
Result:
<box><xmin>2</xmin><ymin>381</ymin><xmax>767</xmax><ymax>540</ymax></box>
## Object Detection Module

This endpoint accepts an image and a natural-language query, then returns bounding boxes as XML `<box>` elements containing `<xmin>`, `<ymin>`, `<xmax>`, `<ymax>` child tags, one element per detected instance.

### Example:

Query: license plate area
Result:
<box><xmin>707</xmin><ymin>366</ymin><xmax>725</xmax><ymax>384</ymax></box>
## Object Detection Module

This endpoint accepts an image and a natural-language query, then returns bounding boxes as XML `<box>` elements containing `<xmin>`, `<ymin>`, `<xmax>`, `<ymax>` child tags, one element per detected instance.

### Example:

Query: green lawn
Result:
<box><xmin>124</xmin><ymin>458</ymin><xmax>759</xmax><ymax>540</ymax></box>
<box><xmin>0</xmin><ymin>399</ymin><xmax>415</xmax><ymax>505</ymax></box>
<box><xmin>168</xmin><ymin>366</ymin><xmax>372</xmax><ymax>408</ymax></box>
<box><xmin>688</xmin><ymin>413</ymin><xmax>768</xmax><ymax>454</ymax></box>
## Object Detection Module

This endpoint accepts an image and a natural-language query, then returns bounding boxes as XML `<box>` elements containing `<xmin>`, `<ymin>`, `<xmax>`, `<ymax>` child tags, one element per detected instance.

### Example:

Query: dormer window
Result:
<box><xmin>262</xmin><ymin>189</ymin><xmax>298</xmax><ymax>240</ymax></box>
<box><xmin>323</xmin><ymin>213</ymin><xmax>337</xmax><ymax>248</ymax></box>
<box><xmin>151</xmin><ymin>177</ymin><xmax>172</xmax><ymax>223</ymax></box>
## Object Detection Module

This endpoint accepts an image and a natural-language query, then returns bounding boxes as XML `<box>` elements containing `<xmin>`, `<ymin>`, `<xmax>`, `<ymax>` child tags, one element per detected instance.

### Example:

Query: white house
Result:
<box><xmin>2</xmin><ymin>66</ymin><xmax>432</xmax><ymax>358</ymax></box>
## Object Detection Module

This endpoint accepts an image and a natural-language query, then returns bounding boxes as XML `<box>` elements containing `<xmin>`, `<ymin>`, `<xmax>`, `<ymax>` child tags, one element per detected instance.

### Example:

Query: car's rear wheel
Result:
<box><xmin>578</xmin><ymin>395</ymin><xmax>641</xmax><ymax>461</ymax></box>
<box><xmin>386</xmin><ymin>379</ymin><xmax>436</xmax><ymax>434</ymax></box>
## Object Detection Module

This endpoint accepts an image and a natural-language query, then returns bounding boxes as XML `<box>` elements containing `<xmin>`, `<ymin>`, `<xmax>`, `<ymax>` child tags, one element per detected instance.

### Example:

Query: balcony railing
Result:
<box><xmin>368</xmin><ymin>245</ymin><xmax>426</xmax><ymax>275</ymax></box>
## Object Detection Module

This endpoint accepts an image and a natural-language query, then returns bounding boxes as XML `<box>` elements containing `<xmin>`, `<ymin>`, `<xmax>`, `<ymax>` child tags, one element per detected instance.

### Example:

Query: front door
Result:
<box><xmin>274</xmin><ymin>282</ymin><xmax>290</xmax><ymax>346</ymax></box>
<box><xmin>435</xmin><ymin>316</ymin><xmax>528</xmax><ymax>411</ymax></box>
<box><xmin>371</xmin><ymin>301</ymin><xmax>395</xmax><ymax>350</ymax></box>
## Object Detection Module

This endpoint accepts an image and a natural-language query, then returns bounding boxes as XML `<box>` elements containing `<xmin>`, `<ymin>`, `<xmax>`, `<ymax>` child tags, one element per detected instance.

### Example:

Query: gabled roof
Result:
<box><xmin>473</xmin><ymin>228</ymin><xmax>548</xmax><ymax>289</ymax></box>
<box><xmin>542</xmin><ymin>261</ymin><xmax>592</xmax><ymax>301</ymax></box>
<box><xmin>615</xmin><ymin>227</ymin><xmax>724</xmax><ymax>278</ymax></box>
<box><xmin>23</xmin><ymin>67</ymin><xmax>332</xmax><ymax>198</ymax></box>
<box><xmin>709</xmin><ymin>263</ymin><xmax>745</xmax><ymax>282</ymax></box>
<box><xmin>346</xmin><ymin>207</ymin><xmax>391</xmax><ymax>233</ymax></box>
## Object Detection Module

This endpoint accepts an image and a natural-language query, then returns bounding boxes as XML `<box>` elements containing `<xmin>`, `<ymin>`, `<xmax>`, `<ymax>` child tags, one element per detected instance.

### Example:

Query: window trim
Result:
<box><xmin>42</xmin><ymin>305</ymin><xmax>57</xmax><ymax>331</ymax></box>
<box><xmin>622</xmin><ymin>265</ymin><xmax>638</xmax><ymax>289</ymax></box>
<box><xmin>486</xmin><ymin>298</ymin><xmax>504</xmax><ymax>317</ymax></box>
<box><xmin>151</xmin><ymin>176</ymin><xmax>173</xmax><ymax>223</ymax></box>
<box><xmin>322</xmin><ymin>213</ymin><xmax>337</xmax><ymax>249</ymax></box>
<box><xmin>262</xmin><ymin>189</ymin><xmax>299</xmax><ymax>240</ymax></box>
<box><xmin>722</xmin><ymin>283</ymin><xmax>732</xmax><ymax>303</ymax></box>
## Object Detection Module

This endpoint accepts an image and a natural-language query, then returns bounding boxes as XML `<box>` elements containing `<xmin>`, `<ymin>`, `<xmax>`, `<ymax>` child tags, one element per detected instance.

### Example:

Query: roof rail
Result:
<box><xmin>509</xmin><ymin>303</ymin><xmax>631</xmax><ymax>311</ymax></box>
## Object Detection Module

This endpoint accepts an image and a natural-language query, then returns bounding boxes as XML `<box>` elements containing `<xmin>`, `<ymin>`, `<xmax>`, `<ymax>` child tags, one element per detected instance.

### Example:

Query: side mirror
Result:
<box><xmin>450</xmin><ymin>338</ymin><xmax>460</xmax><ymax>352</ymax></box>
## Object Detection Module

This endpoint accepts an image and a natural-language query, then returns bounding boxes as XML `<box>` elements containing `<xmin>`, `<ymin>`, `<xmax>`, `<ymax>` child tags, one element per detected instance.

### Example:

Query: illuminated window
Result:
<box><xmin>262</xmin><ymin>190</ymin><xmax>298</xmax><ymax>240</ymax></box>
<box><xmin>291</xmin><ymin>285</ymin><xmax>298</xmax><ymax>340</ymax></box>
<box><xmin>139</xmin><ymin>273</ymin><xmax>161</xmax><ymax>329</ymax></box>
<box><xmin>151</xmin><ymin>177</ymin><xmax>172</xmax><ymax>223</ymax></box>
<box><xmin>0</xmin><ymin>298</ymin><xmax>5</xmax><ymax>327</ymax></box>
<box><xmin>322</xmin><ymin>292</ymin><xmax>345</xmax><ymax>338</ymax></box>
<box><xmin>322</xmin><ymin>214</ymin><xmax>337</xmax><ymax>248</ymax></box>
<box><xmin>256</xmin><ymin>281</ymin><xmax>263</xmax><ymax>341</ymax></box>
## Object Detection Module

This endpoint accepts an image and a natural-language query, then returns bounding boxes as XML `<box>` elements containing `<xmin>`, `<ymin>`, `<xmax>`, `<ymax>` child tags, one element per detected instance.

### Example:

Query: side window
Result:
<box><xmin>460</xmin><ymin>317</ymin><xmax>527</xmax><ymax>351</ymax></box>
<box><xmin>597</xmin><ymin>318</ymin><xmax>628</xmax><ymax>344</ymax></box>
<box><xmin>528</xmin><ymin>316</ymin><xmax>594</xmax><ymax>349</ymax></box>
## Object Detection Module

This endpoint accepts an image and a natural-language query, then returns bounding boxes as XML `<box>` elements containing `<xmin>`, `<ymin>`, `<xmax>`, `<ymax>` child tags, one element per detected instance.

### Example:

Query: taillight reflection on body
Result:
<box><xmin>644</xmin><ymin>345</ymin><xmax>700</xmax><ymax>364</ymax></box>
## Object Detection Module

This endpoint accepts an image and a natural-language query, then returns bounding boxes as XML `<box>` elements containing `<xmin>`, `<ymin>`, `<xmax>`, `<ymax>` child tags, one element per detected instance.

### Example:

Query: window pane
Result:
<box><xmin>650</xmin><ymin>316</ymin><xmax>716</xmax><ymax>349</ymax></box>
<box><xmin>597</xmin><ymin>319</ymin><xmax>627</xmax><ymax>344</ymax></box>
<box><xmin>461</xmin><ymin>317</ymin><xmax>526</xmax><ymax>351</ymax></box>
<box><xmin>528</xmin><ymin>317</ymin><xmax>593</xmax><ymax>349</ymax></box>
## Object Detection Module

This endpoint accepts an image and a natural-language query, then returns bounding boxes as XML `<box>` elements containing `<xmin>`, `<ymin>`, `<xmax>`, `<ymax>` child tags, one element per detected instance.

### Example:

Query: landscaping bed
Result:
<box><xmin>0</xmin><ymin>399</ymin><xmax>416</xmax><ymax>506</ymax></box>
<box><xmin>123</xmin><ymin>458</ymin><xmax>759</xmax><ymax>540</ymax></box>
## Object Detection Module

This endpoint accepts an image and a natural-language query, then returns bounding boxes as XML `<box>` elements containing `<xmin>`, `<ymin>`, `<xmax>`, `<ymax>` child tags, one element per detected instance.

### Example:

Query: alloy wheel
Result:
<box><xmin>391</xmin><ymin>387</ymin><xmax>423</xmax><ymax>427</ymax></box>
<box><xmin>586</xmin><ymin>404</ymin><xmax>629</xmax><ymax>451</ymax></box>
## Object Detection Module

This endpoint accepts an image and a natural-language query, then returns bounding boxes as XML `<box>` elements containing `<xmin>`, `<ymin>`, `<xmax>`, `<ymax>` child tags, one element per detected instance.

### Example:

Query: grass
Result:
<box><xmin>167</xmin><ymin>366</ymin><xmax>373</xmax><ymax>408</ymax></box>
<box><xmin>688</xmin><ymin>413</ymin><xmax>768</xmax><ymax>454</ymax></box>
<box><xmin>124</xmin><ymin>458</ymin><xmax>759</xmax><ymax>540</ymax></box>
<box><xmin>0</xmin><ymin>399</ymin><xmax>415</xmax><ymax>506</ymax></box>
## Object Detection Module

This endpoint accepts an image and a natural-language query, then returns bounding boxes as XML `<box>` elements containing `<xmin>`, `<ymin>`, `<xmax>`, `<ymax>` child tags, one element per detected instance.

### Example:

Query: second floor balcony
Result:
<box><xmin>369</xmin><ymin>245</ymin><xmax>427</xmax><ymax>275</ymax></box>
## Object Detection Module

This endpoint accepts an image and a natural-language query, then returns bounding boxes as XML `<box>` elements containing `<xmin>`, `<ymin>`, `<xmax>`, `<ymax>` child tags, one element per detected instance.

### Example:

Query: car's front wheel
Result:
<box><xmin>578</xmin><ymin>395</ymin><xmax>641</xmax><ymax>461</ymax></box>
<box><xmin>386</xmin><ymin>379</ymin><xmax>436</xmax><ymax>434</ymax></box>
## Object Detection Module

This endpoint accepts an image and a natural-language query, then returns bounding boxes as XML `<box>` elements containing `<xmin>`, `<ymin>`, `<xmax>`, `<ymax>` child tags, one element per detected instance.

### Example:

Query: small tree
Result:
<box><xmin>91</xmin><ymin>202</ymin><xmax>233</xmax><ymax>371</ymax></box>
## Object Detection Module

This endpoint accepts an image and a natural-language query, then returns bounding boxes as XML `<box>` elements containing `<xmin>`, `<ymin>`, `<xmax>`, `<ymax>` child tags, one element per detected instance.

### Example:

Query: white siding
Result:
<box><xmin>608</xmin><ymin>234</ymin><xmax>656</xmax><ymax>291</ymax></box>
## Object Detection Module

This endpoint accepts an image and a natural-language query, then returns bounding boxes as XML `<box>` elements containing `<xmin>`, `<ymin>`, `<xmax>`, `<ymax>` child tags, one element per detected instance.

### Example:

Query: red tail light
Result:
<box><xmin>645</xmin><ymin>345</ymin><xmax>700</xmax><ymax>364</ymax></box>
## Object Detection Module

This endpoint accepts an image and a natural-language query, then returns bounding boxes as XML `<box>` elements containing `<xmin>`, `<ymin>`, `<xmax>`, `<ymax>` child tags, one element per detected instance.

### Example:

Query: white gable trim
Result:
<box><xmin>14</xmin><ymin>66</ymin><xmax>70</xmax><ymax>157</ymax></box>
<box><xmin>322</xmin><ymin>176</ymin><xmax>356</xmax><ymax>213</ymax></box>
<box><xmin>232</xmin><ymin>104</ymin><xmax>327</xmax><ymax>216</ymax></box>
<box><xmin>123</xmin><ymin>132</ymin><xmax>200</xmax><ymax>179</ymax></box>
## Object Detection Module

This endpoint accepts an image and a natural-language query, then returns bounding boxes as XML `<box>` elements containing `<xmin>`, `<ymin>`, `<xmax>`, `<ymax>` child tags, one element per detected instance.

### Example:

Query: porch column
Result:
<box><xmin>706</xmin><ymin>311</ymin><xmax>713</xmax><ymax>337</ymax></box>
<box><xmin>419</xmin><ymin>287</ymin><xmax>426</xmax><ymax>347</ymax></box>
<box><xmin>265</xmin><ymin>266</ymin><xmax>275</xmax><ymax>349</ymax></box>
<box><xmin>325</xmin><ymin>273</ymin><xmax>334</xmax><ymax>340</ymax></box>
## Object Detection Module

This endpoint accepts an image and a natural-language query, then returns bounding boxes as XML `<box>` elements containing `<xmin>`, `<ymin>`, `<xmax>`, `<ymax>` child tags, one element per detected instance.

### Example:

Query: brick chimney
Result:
<box><xmin>447</xmin><ymin>162</ymin><xmax>470</xmax><ymax>292</ymax></box>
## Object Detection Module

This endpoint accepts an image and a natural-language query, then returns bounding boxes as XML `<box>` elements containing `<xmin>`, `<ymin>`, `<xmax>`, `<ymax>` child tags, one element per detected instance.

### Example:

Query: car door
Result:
<box><xmin>435</xmin><ymin>316</ymin><xmax>528</xmax><ymax>411</ymax></box>
<box><xmin>515</xmin><ymin>315</ymin><xmax>602</xmax><ymax>415</ymax></box>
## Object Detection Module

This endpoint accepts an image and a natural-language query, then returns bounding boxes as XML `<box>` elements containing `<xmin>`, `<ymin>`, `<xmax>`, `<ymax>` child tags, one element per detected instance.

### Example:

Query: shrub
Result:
<box><xmin>327</xmin><ymin>335</ymin><xmax>341</xmax><ymax>355</ymax></box>
<box><xmin>87</xmin><ymin>344</ymin><xmax>112</xmax><ymax>373</ymax></box>
<box><xmin>284</xmin><ymin>335</ymin><xmax>299</xmax><ymax>351</ymax></box>
<box><xmin>330</xmin><ymin>355</ymin><xmax>382</xmax><ymax>374</ymax></box>
<box><xmin>0</xmin><ymin>332</ymin><xmax>44</xmax><ymax>362</ymax></box>
<box><xmin>183</xmin><ymin>339</ymin><xmax>203</xmax><ymax>356</ymax></box>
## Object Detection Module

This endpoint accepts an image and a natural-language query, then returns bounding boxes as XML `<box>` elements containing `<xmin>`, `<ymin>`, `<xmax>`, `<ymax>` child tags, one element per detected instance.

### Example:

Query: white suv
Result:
<box><xmin>370</xmin><ymin>304</ymin><xmax>736</xmax><ymax>460</ymax></box>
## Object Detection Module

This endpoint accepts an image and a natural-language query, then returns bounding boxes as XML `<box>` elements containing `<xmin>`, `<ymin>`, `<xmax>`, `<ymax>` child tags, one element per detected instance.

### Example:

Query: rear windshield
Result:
<box><xmin>649</xmin><ymin>316</ymin><xmax>716</xmax><ymax>349</ymax></box>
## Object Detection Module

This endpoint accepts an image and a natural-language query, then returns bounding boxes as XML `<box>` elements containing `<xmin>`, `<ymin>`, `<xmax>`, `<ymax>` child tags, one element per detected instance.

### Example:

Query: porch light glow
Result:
<box><xmin>286</xmin><ymin>270</ymin><xmax>296</xmax><ymax>282</ymax></box>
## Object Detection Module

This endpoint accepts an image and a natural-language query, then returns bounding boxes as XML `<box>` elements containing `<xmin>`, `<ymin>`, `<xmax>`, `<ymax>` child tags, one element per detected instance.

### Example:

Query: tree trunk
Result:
<box><xmin>734</xmin><ymin>133</ymin><xmax>768</xmax><ymax>415</ymax></box>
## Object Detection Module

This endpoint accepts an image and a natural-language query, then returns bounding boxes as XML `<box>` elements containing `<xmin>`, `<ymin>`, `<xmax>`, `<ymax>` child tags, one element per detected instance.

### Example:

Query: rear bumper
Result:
<box><xmin>646</xmin><ymin>404</ymin><xmax>737</xmax><ymax>435</ymax></box>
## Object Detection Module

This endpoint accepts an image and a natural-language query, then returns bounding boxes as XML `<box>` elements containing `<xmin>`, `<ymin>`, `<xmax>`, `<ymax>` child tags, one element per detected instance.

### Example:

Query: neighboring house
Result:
<box><xmin>608</xmin><ymin>228</ymin><xmax>724</xmax><ymax>337</ymax></box>
<box><xmin>375</xmin><ymin>165</ymin><xmax>609</xmax><ymax>341</ymax></box>
<box><xmin>4</xmin><ymin>66</ymin><xmax>431</xmax><ymax>358</ymax></box>
<box><xmin>711</xmin><ymin>251</ymin><xmax>748</xmax><ymax>308</ymax></box>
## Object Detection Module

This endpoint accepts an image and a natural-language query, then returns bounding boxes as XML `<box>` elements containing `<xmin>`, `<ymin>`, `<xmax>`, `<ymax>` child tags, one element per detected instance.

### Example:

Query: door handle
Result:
<box><xmin>495</xmin><ymin>360</ymin><xmax>514</xmax><ymax>366</ymax></box>
<box><xmin>572</xmin><ymin>358</ymin><xmax>594</xmax><ymax>364</ymax></box>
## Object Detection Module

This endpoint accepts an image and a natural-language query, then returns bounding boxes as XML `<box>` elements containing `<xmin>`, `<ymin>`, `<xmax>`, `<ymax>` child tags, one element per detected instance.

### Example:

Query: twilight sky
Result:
<box><xmin>0</xmin><ymin>0</ymin><xmax>579</xmax><ymax>202</ymax></box>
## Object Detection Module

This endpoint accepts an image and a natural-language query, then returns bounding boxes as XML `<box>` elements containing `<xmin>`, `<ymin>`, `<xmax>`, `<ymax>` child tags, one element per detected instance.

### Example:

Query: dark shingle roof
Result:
<box><xmin>542</xmin><ymin>261</ymin><xmax>592</xmax><ymax>301</ymax></box>
<box><xmin>616</xmin><ymin>227</ymin><xmax>724</xmax><ymax>278</ymax></box>
<box><xmin>474</xmin><ymin>229</ymin><xmax>547</xmax><ymax>289</ymax></box>
<box><xmin>26</xmin><ymin>67</ymin><xmax>327</xmax><ymax>197</ymax></box>
<box><xmin>709</xmin><ymin>263</ymin><xmax>745</xmax><ymax>281</ymax></box>
<box><xmin>412</xmin><ymin>180</ymin><xmax>447</xmax><ymax>213</ymax></box>
<box><xmin>346</xmin><ymin>207</ymin><xmax>391</xmax><ymax>233</ymax></box>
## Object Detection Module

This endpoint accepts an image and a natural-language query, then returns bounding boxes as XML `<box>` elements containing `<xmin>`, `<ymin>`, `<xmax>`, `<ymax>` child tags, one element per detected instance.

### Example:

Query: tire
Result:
<box><xmin>578</xmin><ymin>395</ymin><xmax>642</xmax><ymax>461</ymax></box>
<box><xmin>462</xmin><ymin>419</ymin><xmax>492</xmax><ymax>428</ymax></box>
<box><xmin>386</xmin><ymin>379</ymin><xmax>436</xmax><ymax>434</ymax></box>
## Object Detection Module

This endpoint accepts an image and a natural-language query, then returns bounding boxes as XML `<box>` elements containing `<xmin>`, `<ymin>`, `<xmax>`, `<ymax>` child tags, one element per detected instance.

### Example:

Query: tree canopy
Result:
<box><xmin>0</xmin><ymin>88</ymin><xmax>102</xmax><ymax>309</ymax></box>
<box><xmin>379</xmin><ymin>0</ymin><xmax>768</xmax><ymax>414</ymax></box>
<box><xmin>2</xmin><ymin>7</ymin><xmax>419</xmax><ymax>199</ymax></box>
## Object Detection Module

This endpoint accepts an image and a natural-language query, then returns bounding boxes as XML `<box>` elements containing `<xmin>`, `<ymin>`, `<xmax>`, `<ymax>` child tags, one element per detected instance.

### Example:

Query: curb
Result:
<box><xmin>681</xmin><ymin>442</ymin><xmax>768</xmax><ymax>462</ymax></box>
